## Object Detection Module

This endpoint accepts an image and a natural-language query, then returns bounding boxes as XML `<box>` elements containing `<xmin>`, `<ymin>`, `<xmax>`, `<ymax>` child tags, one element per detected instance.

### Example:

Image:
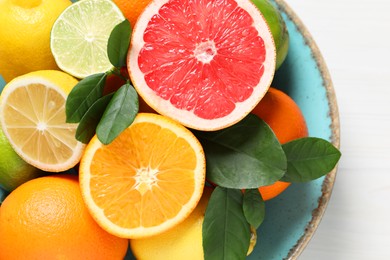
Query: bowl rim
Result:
<box><xmin>272</xmin><ymin>0</ymin><xmax>341</xmax><ymax>259</ymax></box>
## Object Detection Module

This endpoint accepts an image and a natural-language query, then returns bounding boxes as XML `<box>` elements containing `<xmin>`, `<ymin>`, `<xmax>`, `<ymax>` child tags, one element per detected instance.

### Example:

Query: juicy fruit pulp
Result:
<box><xmin>50</xmin><ymin>0</ymin><xmax>125</xmax><ymax>78</ymax></box>
<box><xmin>129</xmin><ymin>0</ymin><xmax>276</xmax><ymax>131</ymax></box>
<box><xmin>0</xmin><ymin>70</ymin><xmax>85</xmax><ymax>172</ymax></box>
<box><xmin>79</xmin><ymin>113</ymin><xmax>206</xmax><ymax>239</ymax></box>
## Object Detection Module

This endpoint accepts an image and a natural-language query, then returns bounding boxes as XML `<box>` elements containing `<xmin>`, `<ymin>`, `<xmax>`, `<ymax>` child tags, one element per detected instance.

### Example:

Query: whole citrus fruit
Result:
<box><xmin>112</xmin><ymin>0</ymin><xmax>152</xmax><ymax>28</ymax></box>
<box><xmin>0</xmin><ymin>174</ymin><xmax>129</xmax><ymax>259</ymax></box>
<box><xmin>251</xmin><ymin>87</ymin><xmax>308</xmax><ymax>200</ymax></box>
<box><xmin>0</xmin><ymin>0</ymin><xmax>71</xmax><ymax>83</ymax></box>
<box><xmin>0</xmin><ymin>127</ymin><xmax>43</xmax><ymax>192</ymax></box>
<box><xmin>252</xmin><ymin>0</ymin><xmax>289</xmax><ymax>69</ymax></box>
<box><xmin>130</xmin><ymin>187</ymin><xmax>257</xmax><ymax>259</ymax></box>
<box><xmin>128</xmin><ymin>0</ymin><xmax>276</xmax><ymax>131</ymax></box>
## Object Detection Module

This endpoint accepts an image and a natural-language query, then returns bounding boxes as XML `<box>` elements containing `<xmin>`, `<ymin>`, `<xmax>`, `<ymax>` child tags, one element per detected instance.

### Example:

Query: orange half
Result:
<box><xmin>79</xmin><ymin>113</ymin><xmax>206</xmax><ymax>239</ymax></box>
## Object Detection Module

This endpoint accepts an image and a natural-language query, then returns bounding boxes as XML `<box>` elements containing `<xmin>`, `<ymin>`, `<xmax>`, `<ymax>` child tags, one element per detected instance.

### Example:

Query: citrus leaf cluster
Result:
<box><xmin>66</xmin><ymin>20</ymin><xmax>137</xmax><ymax>145</ymax></box>
<box><xmin>196</xmin><ymin>114</ymin><xmax>341</xmax><ymax>259</ymax></box>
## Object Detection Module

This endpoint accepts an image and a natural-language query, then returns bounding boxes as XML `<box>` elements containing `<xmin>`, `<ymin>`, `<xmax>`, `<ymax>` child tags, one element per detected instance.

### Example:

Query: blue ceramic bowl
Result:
<box><xmin>248</xmin><ymin>0</ymin><xmax>340</xmax><ymax>259</ymax></box>
<box><xmin>0</xmin><ymin>0</ymin><xmax>339</xmax><ymax>258</ymax></box>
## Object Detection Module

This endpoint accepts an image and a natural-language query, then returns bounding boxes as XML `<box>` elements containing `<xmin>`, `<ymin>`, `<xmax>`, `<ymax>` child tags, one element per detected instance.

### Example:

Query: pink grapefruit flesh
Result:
<box><xmin>128</xmin><ymin>0</ymin><xmax>276</xmax><ymax>131</ymax></box>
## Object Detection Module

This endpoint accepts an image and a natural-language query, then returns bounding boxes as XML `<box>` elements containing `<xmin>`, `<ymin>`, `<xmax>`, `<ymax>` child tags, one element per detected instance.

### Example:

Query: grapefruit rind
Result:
<box><xmin>128</xmin><ymin>0</ymin><xmax>276</xmax><ymax>131</ymax></box>
<box><xmin>79</xmin><ymin>113</ymin><xmax>206</xmax><ymax>239</ymax></box>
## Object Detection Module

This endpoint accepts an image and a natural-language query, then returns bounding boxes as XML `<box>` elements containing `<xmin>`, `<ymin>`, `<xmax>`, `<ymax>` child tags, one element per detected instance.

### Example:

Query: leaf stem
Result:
<box><xmin>108</xmin><ymin>67</ymin><xmax>127</xmax><ymax>81</ymax></box>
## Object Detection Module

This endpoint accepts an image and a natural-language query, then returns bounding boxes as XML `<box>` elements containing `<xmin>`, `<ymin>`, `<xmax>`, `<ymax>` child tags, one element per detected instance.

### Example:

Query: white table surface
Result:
<box><xmin>283</xmin><ymin>0</ymin><xmax>390</xmax><ymax>259</ymax></box>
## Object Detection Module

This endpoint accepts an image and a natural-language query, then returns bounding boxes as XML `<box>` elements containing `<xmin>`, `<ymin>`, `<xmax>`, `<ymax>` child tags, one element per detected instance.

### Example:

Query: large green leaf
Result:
<box><xmin>243</xmin><ymin>189</ymin><xmax>265</xmax><ymax>229</ymax></box>
<box><xmin>195</xmin><ymin>115</ymin><xmax>287</xmax><ymax>189</ymax></box>
<box><xmin>76</xmin><ymin>93</ymin><xmax>114</xmax><ymax>144</ymax></box>
<box><xmin>107</xmin><ymin>19</ymin><xmax>132</xmax><ymax>68</ymax></box>
<box><xmin>66</xmin><ymin>73</ymin><xmax>107</xmax><ymax>123</ymax></box>
<box><xmin>281</xmin><ymin>137</ymin><xmax>341</xmax><ymax>182</ymax></box>
<box><xmin>96</xmin><ymin>83</ymin><xmax>138</xmax><ymax>144</ymax></box>
<box><xmin>203</xmin><ymin>187</ymin><xmax>250</xmax><ymax>260</ymax></box>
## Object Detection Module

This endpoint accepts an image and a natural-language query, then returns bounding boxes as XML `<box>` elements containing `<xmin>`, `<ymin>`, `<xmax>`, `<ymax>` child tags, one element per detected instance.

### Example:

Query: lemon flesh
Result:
<box><xmin>0</xmin><ymin>70</ymin><xmax>85</xmax><ymax>172</ymax></box>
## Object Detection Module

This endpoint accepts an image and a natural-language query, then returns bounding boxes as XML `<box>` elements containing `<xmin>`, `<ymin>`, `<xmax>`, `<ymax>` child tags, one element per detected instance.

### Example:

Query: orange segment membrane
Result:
<box><xmin>89</xmin><ymin>122</ymin><xmax>197</xmax><ymax>228</ymax></box>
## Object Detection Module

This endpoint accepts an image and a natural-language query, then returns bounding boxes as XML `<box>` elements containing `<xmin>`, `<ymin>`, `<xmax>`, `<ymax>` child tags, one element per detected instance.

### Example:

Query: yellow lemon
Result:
<box><xmin>130</xmin><ymin>187</ymin><xmax>257</xmax><ymax>259</ymax></box>
<box><xmin>0</xmin><ymin>70</ymin><xmax>85</xmax><ymax>172</ymax></box>
<box><xmin>0</xmin><ymin>0</ymin><xmax>72</xmax><ymax>83</ymax></box>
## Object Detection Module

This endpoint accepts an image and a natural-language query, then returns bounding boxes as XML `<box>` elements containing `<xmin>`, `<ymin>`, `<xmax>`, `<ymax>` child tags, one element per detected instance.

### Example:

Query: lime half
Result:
<box><xmin>50</xmin><ymin>0</ymin><xmax>125</xmax><ymax>78</ymax></box>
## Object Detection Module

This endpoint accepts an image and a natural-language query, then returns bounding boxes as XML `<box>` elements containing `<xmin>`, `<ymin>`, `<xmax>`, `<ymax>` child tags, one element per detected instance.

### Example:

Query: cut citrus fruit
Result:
<box><xmin>79</xmin><ymin>113</ymin><xmax>206</xmax><ymax>239</ymax></box>
<box><xmin>50</xmin><ymin>0</ymin><xmax>125</xmax><ymax>79</ymax></box>
<box><xmin>0</xmin><ymin>70</ymin><xmax>85</xmax><ymax>172</ymax></box>
<box><xmin>128</xmin><ymin>0</ymin><xmax>276</xmax><ymax>131</ymax></box>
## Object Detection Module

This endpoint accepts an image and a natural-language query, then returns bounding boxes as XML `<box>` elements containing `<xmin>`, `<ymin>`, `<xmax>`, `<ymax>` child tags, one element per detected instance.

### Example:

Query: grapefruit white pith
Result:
<box><xmin>128</xmin><ymin>0</ymin><xmax>276</xmax><ymax>131</ymax></box>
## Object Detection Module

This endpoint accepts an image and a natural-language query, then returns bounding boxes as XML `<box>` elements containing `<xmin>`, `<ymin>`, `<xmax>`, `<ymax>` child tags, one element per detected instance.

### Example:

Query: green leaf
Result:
<box><xmin>107</xmin><ymin>19</ymin><xmax>132</xmax><ymax>68</ymax></box>
<box><xmin>96</xmin><ymin>83</ymin><xmax>139</xmax><ymax>144</ymax></box>
<box><xmin>203</xmin><ymin>187</ymin><xmax>250</xmax><ymax>260</ymax></box>
<box><xmin>66</xmin><ymin>73</ymin><xmax>107</xmax><ymax>123</ymax></box>
<box><xmin>281</xmin><ymin>137</ymin><xmax>342</xmax><ymax>182</ymax></box>
<box><xmin>243</xmin><ymin>189</ymin><xmax>265</xmax><ymax>229</ymax></box>
<box><xmin>194</xmin><ymin>114</ymin><xmax>287</xmax><ymax>189</ymax></box>
<box><xmin>75</xmin><ymin>93</ymin><xmax>114</xmax><ymax>144</ymax></box>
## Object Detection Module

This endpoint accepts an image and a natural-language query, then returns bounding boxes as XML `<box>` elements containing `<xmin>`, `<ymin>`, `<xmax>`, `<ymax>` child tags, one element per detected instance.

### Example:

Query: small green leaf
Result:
<box><xmin>96</xmin><ymin>83</ymin><xmax>139</xmax><ymax>144</ymax></box>
<box><xmin>281</xmin><ymin>137</ymin><xmax>341</xmax><ymax>182</ymax></box>
<box><xmin>75</xmin><ymin>93</ymin><xmax>114</xmax><ymax>144</ymax></box>
<box><xmin>195</xmin><ymin>114</ymin><xmax>287</xmax><ymax>189</ymax></box>
<box><xmin>203</xmin><ymin>187</ymin><xmax>250</xmax><ymax>260</ymax></box>
<box><xmin>243</xmin><ymin>189</ymin><xmax>265</xmax><ymax>229</ymax></box>
<box><xmin>66</xmin><ymin>73</ymin><xmax>107</xmax><ymax>123</ymax></box>
<box><xmin>107</xmin><ymin>19</ymin><xmax>132</xmax><ymax>68</ymax></box>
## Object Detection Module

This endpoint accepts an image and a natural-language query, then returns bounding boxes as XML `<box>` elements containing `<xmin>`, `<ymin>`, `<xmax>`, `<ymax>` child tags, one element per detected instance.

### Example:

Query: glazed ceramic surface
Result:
<box><xmin>0</xmin><ymin>0</ymin><xmax>339</xmax><ymax>259</ymax></box>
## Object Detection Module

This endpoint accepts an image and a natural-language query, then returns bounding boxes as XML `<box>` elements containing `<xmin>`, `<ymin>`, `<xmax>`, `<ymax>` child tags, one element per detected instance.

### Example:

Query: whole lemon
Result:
<box><xmin>130</xmin><ymin>187</ymin><xmax>257</xmax><ymax>259</ymax></box>
<box><xmin>0</xmin><ymin>126</ymin><xmax>43</xmax><ymax>192</ymax></box>
<box><xmin>0</xmin><ymin>0</ymin><xmax>72</xmax><ymax>83</ymax></box>
<box><xmin>0</xmin><ymin>174</ymin><xmax>129</xmax><ymax>259</ymax></box>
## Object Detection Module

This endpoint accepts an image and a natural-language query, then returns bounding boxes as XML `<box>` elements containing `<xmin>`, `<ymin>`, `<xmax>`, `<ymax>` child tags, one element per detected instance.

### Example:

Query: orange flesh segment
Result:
<box><xmin>89</xmin><ymin>121</ymin><xmax>198</xmax><ymax>229</ymax></box>
<box><xmin>138</xmin><ymin>0</ymin><xmax>266</xmax><ymax>119</ymax></box>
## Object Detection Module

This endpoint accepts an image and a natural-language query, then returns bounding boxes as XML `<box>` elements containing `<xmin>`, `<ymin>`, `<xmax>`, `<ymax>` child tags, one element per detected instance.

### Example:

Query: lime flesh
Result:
<box><xmin>50</xmin><ymin>0</ymin><xmax>125</xmax><ymax>78</ymax></box>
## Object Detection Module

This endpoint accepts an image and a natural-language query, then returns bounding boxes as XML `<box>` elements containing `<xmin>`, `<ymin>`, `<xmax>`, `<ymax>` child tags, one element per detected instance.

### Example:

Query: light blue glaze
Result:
<box><xmin>0</xmin><ymin>0</ymin><xmax>334</xmax><ymax>258</ymax></box>
<box><xmin>247</xmin><ymin>2</ymin><xmax>332</xmax><ymax>259</ymax></box>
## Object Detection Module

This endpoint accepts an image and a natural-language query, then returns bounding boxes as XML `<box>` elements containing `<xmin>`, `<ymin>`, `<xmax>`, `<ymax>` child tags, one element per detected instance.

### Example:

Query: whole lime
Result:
<box><xmin>252</xmin><ymin>0</ymin><xmax>289</xmax><ymax>69</ymax></box>
<box><xmin>0</xmin><ymin>127</ymin><xmax>43</xmax><ymax>192</ymax></box>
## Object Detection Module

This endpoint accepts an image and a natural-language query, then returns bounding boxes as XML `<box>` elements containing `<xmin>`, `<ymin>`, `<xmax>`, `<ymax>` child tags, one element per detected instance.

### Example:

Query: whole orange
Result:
<box><xmin>251</xmin><ymin>87</ymin><xmax>308</xmax><ymax>200</ymax></box>
<box><xmin>113</xmin><ymin>0</ymin><xmax>152</xmax><ymax>28</ymax></box>
<box><xmin>0</xmin><ymin>174</ymin><xmax>129</xmax><ymax>260</ymax></box>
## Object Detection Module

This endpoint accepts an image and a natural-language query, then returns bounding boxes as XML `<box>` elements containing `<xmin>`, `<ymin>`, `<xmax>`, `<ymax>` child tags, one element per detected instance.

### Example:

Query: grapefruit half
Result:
<box><xmin>128</xmin><ymin>0</ymin><xmax>276</xmax><ymax>131</ymax></box>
